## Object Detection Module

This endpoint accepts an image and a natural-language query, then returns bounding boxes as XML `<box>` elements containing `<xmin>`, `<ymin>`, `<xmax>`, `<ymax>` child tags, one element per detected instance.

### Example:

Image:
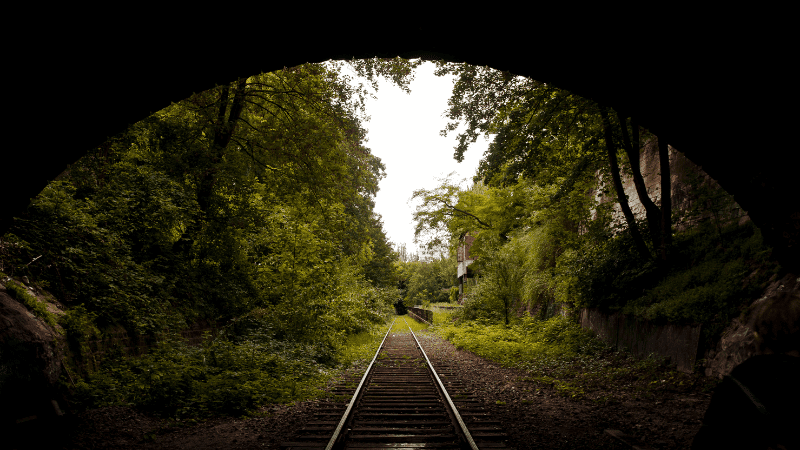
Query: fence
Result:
<box><xmin>580</xmin><ymin>308</ymin><xmax>701</xmax><ymax>373</ymax></box>
<box><xmin>408</xmin><ymin>307</ymin><xmax>433</xmax><ymax>325</ymax></box>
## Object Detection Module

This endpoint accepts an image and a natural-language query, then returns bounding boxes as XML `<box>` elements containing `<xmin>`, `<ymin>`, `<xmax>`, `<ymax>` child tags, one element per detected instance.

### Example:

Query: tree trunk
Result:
<box><xmin>198</xmin><ymin>77</ymin><xmax>248</xmax><ymax>213</ymax></box>
<box><xmin>658</xmin><ymin>137</ymin><xmax>672</xmax><ymax>262</ymax></box>
<box><xmin>617</xmin><ymin>112</ymin><xmax>662</xmax><ymax>247</ymax></box>
<box><xmin>173</xmin><ymin>78</ymin><xmax>249</xmax><ymax>256</ymax></box>
<box><xmin>600</xmin><ymin>108</ymin><xmax>651</xmax><ymax>260</ymax></box>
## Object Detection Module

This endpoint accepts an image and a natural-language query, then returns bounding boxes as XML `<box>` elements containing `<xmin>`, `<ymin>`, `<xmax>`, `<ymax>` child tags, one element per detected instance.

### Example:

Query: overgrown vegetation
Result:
<box><xmin>0</xmin><ymin>58</ymin><xmax>782</xmax><ymax>423</ymax></box>
<box><xmin>70</xmin><ymin>317</ymin><xmax>397</xmax><ymax>419</ymax></box>
<box><xmin>0</xmin><ymin>58</ymin><xmax>422</xmax><ymax>419</ymax></box>
<box><xmin>410</xmin><ymin>63</ymin><xmax>780</xmax><ymax>346</ymax></box>
<box><xmin>433</xmin><ymin>315</ymin><xmax>719</xmax><ymax>402</ymax></box>
<box><xmin>577</xmin><ymin>220</ymin><xmax>779</xmax><ymax>345</ymax></box>
<box><xmin>393</xmin><ymin>316</ymin><xmax>429</xmax><ymax>333</ymax></box>
<box><xmin>394</xmin><ymin>255</ymin><xmax>458</xmax><ymax>307</ymax></box>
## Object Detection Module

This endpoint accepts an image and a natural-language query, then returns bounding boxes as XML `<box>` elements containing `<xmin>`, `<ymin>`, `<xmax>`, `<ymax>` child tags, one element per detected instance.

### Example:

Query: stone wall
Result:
<box><xmin>580</xmin><ymin>308</ymin><xmax>702</xmax><ymax>373</ymax></box>
<box><xmin>593</xmin><ymin>138</ymin><xmax>749</xmax><ymax>233</ymax></box>
<box><xmin>0</xmin><ymin>282</ymin><xmax>66</xmax><ymax>423</ymax></box>
<box><xmin>701</xmin><ymin>273</ymin><xmax>800</xmax><ymax>378</ymax></box>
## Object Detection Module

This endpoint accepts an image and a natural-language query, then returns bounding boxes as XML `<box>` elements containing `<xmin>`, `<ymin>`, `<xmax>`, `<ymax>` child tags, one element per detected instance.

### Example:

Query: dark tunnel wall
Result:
<box><xmin>4</xmin><ymin>11</ymin><xmax>797</xmax><ymax>271</ymax></box>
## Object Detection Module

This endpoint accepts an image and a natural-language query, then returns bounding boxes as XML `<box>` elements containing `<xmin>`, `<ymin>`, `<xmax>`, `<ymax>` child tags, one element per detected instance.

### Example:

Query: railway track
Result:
<box><xmin>282</xmin><ymin>318</ymin><xmax>507</xmax><ymax>449</ymax></box>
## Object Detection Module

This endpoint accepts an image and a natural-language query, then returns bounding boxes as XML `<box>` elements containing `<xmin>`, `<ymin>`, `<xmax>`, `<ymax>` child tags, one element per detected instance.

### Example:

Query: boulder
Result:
<box><xmin>702</xmin><ymin>273</ymin><xmax>800</xmax><ymax>378</ymax></box>
<box><xmin>0</xmin><ymin>280</ymin><xmax>67</xmax><ymax>424</ymax></box>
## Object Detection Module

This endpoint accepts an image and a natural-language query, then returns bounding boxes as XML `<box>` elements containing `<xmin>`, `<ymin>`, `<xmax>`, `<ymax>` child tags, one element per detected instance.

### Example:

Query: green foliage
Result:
<box><xmin>430</xmin><ymin>307</ymin><xmax>456</xmax><ymax>325</ymax></box>
<box><xmin>3</xmin><ymin>279</ymin><xmax>60</xmax><ymax>330</ymax></box>
<box><xmin>58</xmin><ymin>304</ymin><xmax>101</xmax><ymax>363</ymax></box>
<box><xmin>334</xmin><ymin>323</ymin><xmax>391</xmax><ymax>368</ymax></box>
<box><xmin>393</xmin><ymin>317</ymin><xmax>428</xmax><ymax>333</ymax></box>
<box><xmin>433</xmin><ymin>62</ymin><xmax>606</xmax><ymax>189</ymax></box>
<box><xmin>576</xmin><ymin>220</ymin><xmax>775</xmax><ymax>333</ymax></box>
<box><xmin>0</xmin><ymin>62</ymin><xmax>414</xmax><ymax>419</ymax></box>
<box><xmin>437</xmin><ymin>316</ymin><xmax>604</xmax><ymax>365</ymax></box>
<box><xmin>71</xmin><ymin>331</ymin><xmax>330</xmax><ymax>418</ymax></box>
<box><xmin>6</xmin><ymin>180</ymin><xmax>182</xmax><ymax>335</ymax></box>
<box><xmin>396</xmin><ymin>255</ymin><xmax>457</xmax><ymax>307</ymax></box>
<box><xmin>620</xmin><ymin>221</ymin><xmax>777</xmax><ymax>344</ymax></box>
<box><xmin>414</xmin><ymin>172</ymin><xmax>605</xmax><ymax>324</ymax></box>
<box><xmin>73</xmin><ymin>317</ymin><xmax>400</xmax><ymax>418</ymax></box>
<box><xmin>434</xmin><ymin>316</ymin><xmax>715</xmax><ymax>401</ymax></box>
<box><xmin>448</xmin><ymin>286</ymin><xmax>459</xmax><ymax>303</ymax></box>
<box><xmin>343</xmin><ymin>57</ymin><xmax>424</xmax><ymax>95</ymax></box>
<box><xmin>2</xmin><ymin>61</ymin><xmax>400</xmax><ymax>338</ymax></box>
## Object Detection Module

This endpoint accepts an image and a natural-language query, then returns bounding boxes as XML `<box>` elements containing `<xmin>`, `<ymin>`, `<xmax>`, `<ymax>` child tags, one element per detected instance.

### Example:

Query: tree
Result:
<box><xmin>411</xmin><ymin>174</ymin><xmax>529</xmax><ymax>259</ymax></box>
<box><xmin>4</xmin><ymin>61</ymin><xmax>412</xmax><ymax>341</ymax></box>
<box><xmin>434</xmin><ymin>62</ymin><xmax>674</xmax><ymax>263</ymax></box>
<box><xmin>397</xmin><ymin>254</ymin><xmax>457</xmax><ymax>307</ymax></box>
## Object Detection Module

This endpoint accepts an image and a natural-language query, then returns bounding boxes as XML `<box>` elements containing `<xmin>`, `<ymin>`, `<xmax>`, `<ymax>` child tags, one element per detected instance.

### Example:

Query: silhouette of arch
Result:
<box><xmin>5</xmin><ymin>17</ymin><xmax>795</xmax><ymax>271</ymax></box>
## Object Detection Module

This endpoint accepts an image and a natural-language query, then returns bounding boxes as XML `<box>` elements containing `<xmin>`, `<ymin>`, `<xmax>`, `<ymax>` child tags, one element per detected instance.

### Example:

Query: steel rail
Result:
<box><xmin>324</xmin><ymin>318</ymin><xmax>395</xmax><ymax>450</ymax></box>
<box><xmin>404</xmin><ymin>318</ymin><xmax>480</xmax><ymax>450</ymax></box>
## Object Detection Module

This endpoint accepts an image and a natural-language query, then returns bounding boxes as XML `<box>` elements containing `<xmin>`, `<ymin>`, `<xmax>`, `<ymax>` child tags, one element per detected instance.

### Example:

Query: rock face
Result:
<box><xmin>0</xmin><ymin>280</ymin><xmax>66</xmax><ymax>423</ymax></box>
<box><xmin>702</xmin><ymin>273</ymin><xmax>800</xmax><ymax>378</ymax></box>
<box><xmin>586</xmin><ymin>140</ymin><xmax>796</xmax><ymax>378</ymax></box>
<box><xmin>594</xmin><ymin>139</ymin><xmax>749</xmax><ymax>233</ymax></box>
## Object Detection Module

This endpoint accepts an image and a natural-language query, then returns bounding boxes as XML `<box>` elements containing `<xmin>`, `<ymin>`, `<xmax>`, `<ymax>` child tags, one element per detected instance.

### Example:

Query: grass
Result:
<box><xmin>335</xmin><ymin>322</ymin><xmax>393</xmax><ymax>367</ymax></box>
<box><xmin>431</xmin><ymin>309</ymin><xmax>455</xmax><ymax>325</ymax></box>
<box><xmin>432</xmin><ymin>315</ymin><xmax>719</xmax><ymax>403</ymax></box>
<box><xmin>393</xmin><ymin>315</ymin><xmax>429</xmax><ymax>333</ymax></box>
<box><xmin>428</xmin><ymin>302</ymin><xmax>463</xmax><ymax>309</ymax></box>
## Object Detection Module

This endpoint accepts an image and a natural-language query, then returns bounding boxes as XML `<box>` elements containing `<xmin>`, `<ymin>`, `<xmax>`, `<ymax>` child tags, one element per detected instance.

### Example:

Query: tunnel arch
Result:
<box><xmin>5</xmin><ymin>19</ymin><xmax>796</xmax><ymax>272</ymax></box>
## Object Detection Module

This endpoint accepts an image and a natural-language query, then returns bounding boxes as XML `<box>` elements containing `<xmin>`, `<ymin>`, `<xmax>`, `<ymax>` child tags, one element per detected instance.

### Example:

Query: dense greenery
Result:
<box><xmin>0</xmin><ymin>57</ymin><xmax>782</xmax><ymax>422</ymax></box>
<box><xmin>394</xmin><ymin>255</ymin><xmax>458</xmax><ymax>307</ymax></box>
<box><xmin>432</xmin><ymin>313</ymin><xmax>718</xmax><ymax>401</ymax></box>
<box><xmin>0</xmin><ymin>58</ymin><xmax>424</xmax><ymax>418</ymax></box>
<box><xmin>409</xmin><ymin>63</ymin><xmax>779</xmax><ymax>346</ymax></box>
<box><xmin>577</xmin><ymin>220</ymin><xmax>779</xmax><ymax>345</ymax></box>
<box><xmin>1</xmin><ymin>276</ymin><xmax>60</xmax><ymax>330</ymax></box>
<box><xmin>70</xmin><ymin>316</ymin><xmax>399</xmax><ymax>418</ymax></box>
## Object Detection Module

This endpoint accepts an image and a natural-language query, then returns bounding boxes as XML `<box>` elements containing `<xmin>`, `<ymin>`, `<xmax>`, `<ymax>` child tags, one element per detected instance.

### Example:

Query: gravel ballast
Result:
<box><xmin>58</xmin><ymin>328</ymin><xmax>711</xmax><ymax>449</ymax></box>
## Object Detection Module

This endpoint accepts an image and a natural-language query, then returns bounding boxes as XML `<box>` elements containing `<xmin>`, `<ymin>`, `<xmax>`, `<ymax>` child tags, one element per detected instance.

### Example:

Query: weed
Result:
<box><xmin>434</xmin><ymin>316</ymin><xmax>708</xmax><ymax>404</ymax></box>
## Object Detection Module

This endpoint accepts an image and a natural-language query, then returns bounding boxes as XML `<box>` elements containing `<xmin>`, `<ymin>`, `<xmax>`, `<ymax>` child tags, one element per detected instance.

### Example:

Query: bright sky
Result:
<box><xmin>337</xmin><ymin>61</ymin><xmax>491</xmax><ymax>256</ymax></box>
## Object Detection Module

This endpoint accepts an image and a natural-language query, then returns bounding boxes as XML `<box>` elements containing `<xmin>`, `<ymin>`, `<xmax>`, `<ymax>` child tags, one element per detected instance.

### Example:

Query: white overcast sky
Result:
<box><xmin>335</xmin><ymin>61</ymin><xmax>491</xmax><ymax>256</ymax></box>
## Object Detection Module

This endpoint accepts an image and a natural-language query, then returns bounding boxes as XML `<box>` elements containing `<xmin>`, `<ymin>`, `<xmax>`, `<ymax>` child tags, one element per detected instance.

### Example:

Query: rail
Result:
<box><xmin>325</xmin><ymin>318</ymin><xmax>395</xmax><ymax>450</ymax></box>
<box><xmin>405</xmin><ymin>318</ymin><xmax>479</xmax><ymax>450</ymax></box>
<box><xmin>282</xmin><ymin>317</ymin><xmax>505</xmax><ymax>449</ymax></box>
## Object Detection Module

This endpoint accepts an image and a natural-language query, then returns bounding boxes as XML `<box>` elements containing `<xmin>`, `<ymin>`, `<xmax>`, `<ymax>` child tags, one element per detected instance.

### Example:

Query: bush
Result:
<box><xmin>449</xmin><ymin>286</ymin><xmax>459</xmax><ymax>303</ymax></box>
<box><xmin>436</xmin><ymin>315</ymin><xmax>605</xmax><ymax>367</ymax></box>
<box><xmin>72</xmin><ymin>330</ymin><xmax>330</xmax><ymax>418</ymax></box>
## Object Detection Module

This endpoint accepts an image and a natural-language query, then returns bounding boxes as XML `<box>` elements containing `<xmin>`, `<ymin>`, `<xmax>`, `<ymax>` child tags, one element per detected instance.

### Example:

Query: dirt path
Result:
<box><xmin>57</xmin><ymin>330</ymin><xmax>711</xmax><ymax>449</ymax></box>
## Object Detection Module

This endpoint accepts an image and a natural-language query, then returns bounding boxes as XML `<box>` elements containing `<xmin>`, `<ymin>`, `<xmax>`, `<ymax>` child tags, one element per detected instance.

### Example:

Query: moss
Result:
<box><xmin>4</xmin><ymin>279</ymin><xmax>60</xmax><ymax>331</ymax></box>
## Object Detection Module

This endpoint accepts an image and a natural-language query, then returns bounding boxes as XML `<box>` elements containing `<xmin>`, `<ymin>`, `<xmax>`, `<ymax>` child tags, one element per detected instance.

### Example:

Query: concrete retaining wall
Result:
<box><xmin>580</xmin><ymin>308</ymin><xmax>701</xmax><ymax>373</ymax></box>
